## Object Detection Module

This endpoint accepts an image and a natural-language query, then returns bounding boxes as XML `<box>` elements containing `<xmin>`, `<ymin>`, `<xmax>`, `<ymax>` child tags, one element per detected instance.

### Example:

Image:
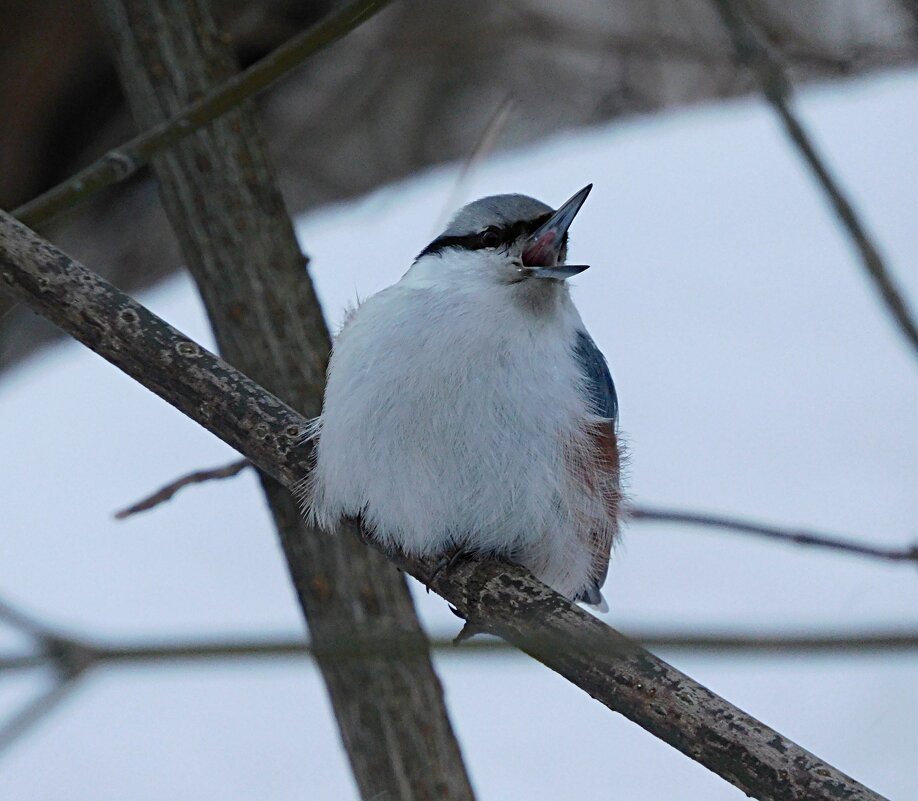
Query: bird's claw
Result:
<box><xmin>424</xmin><ymin>546</ymin><xmax>471</xmax><ymax>593</ymax></box>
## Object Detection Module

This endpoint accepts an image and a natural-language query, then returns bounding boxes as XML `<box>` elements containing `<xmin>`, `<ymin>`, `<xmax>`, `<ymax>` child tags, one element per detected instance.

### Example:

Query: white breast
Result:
<box><xmin>302</xmin><ymin>252</ymin><xmax>611</xmax><ymax>598</ymax></box>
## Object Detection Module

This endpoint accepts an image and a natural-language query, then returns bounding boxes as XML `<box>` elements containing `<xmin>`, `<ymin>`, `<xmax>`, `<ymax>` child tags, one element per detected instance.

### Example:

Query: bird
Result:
<box><xmin>300</xmin><ymin>185</ymin><xmax>622</xmax><ymax>608</ymax></box>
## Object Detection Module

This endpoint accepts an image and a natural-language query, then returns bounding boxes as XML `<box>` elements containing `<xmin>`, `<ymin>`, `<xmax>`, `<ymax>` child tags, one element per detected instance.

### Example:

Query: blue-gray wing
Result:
<box><xmin>572</xmin><ymin>330</ymin><xmax>620</xmax><ymax>610</ymax></box>
<box><xmin>574</xmin><ymin>330</ymin><xmax>618</xmax><ymax>425</ymax></box>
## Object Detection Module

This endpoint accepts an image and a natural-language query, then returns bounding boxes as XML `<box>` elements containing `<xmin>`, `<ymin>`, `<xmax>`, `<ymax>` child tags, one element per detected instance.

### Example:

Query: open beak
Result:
<box><xmin>521</xmin><ymin>184</ymin><xmax>592</xmax><ymax>279</ymax></box>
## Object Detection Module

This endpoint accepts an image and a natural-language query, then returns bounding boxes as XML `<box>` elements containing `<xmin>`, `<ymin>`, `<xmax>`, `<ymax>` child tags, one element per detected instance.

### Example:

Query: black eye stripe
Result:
<box><xmin>416</xmin><ymin>213</ymin><xmax>553</xmax><ymax>260</ymax></box>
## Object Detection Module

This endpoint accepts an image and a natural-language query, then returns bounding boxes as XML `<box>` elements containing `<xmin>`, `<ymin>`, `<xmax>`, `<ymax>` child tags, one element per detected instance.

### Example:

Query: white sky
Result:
<box><xmin>1</xmin><ymin>68</ymin><xmax>916</xmax><ymax>800</ymax></box>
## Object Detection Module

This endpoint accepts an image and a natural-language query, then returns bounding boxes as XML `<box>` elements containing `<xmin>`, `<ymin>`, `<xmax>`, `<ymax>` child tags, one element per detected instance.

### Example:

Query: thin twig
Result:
<box><xmin>0</xmin><ymin>678</ymin><xmax>81</xmax><ymax>758</ymax></box>
<box><xmin>0</xmin><ymin>653</ymin><xmax>47</xmax><ymax>672</ymax></box>
<box><xmin>1</xmin><ymin>627</ymin><xmax>912</xmax><ymax>761</ymax></box>
<box><xmin>0</xmin><ymin>596</ymin><xmax>56</xmax><ymax>641</ymax></box>
<box><xmin>713</xmin><ymin>0</ymin><xmax>918</xmax><ymax>360</ymax></box>
<box><xmin>114</xmin><ymin>458</ymin><xmax>250</xmax><ymax>518</ymax></box>
<box><xmin>3</xmin><ymin>630</ymin><xmax>916</xmax><ymax>675</ymax></box>
<box><xmin>629</xmin><ymin>505</ymin><xmax>918</xmax><ymax>564</ymax></box>
<box><xmin>114</xmin><ymin>461</ymin><xmax>918</xmax><ymax>568</ymax></box>
<box><xmin>11</xmin><ymin>0</ymin><xmax>394</xmax><ymax>228</ymax></box>
<box><xmin>76</xmin><ymin>630</ymin><xmax>918</xmax><ymax>658</ymax></box>
<box><xmin>0</xmin><ymin>595</ymin><xmax>98</xmax><ymax>677</ymax></box>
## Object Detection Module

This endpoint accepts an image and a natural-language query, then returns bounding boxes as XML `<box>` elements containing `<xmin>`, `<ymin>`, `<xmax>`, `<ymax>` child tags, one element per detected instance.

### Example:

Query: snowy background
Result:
<box><xmin>1</xmin><ymin>68</ymin><xmax>916</xmax><ymax>799</ymax></box>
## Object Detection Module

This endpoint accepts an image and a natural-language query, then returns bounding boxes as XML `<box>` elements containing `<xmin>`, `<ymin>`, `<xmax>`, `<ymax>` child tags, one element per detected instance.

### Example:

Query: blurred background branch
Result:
<box><xmin>713</xmin><ymin>0</ymin><xmax>918</xmax><ymax>358</ymax></box>
<box><xmin>0</xmin><ymin>679</ymin><xmax>82</xmax><ymax>759</ymax></box>
<box><xmin>6</xmin><ymin>625</ymin><xmax>918</xmax><ymax>671</ymax></box>
<box><xmin>3</xmin><ymin>0</ymin><xmax>918</xmax><ymax>372</ymax></box>
<box><xmin>629</xmin><ymin>506</ymin><xmax>918</xmax><ymax>564</ymax></box>
<box><xmin>2</xmin><ymin>589</ymin><xmax>915</xmax><ymax>762</ymax></box>
<box><xmin>12</xmin><ymin>0</ymin><xmax>394</xmax><ymax>228</ymax></box>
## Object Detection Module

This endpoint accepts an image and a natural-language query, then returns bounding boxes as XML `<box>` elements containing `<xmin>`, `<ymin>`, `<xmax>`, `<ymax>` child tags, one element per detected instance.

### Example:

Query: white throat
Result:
<box><xmin>403</xmin><ymin>249</ymin><xmax>570</xmax><ymax>316</ymax></box>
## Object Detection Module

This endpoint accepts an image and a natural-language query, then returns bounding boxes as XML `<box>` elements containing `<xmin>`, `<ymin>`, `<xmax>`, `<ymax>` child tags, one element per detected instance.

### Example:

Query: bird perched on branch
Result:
<box><xmin>301</xmin><ymin>185</ymin><xmax>622</xmax><ymax>608</ymax></box>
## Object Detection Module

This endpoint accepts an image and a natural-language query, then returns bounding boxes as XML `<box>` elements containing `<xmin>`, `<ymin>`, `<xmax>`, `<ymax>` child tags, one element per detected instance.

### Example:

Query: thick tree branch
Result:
<box><xmin>714</xmin><ymin>0</ymin><xmax>918</xmax><ymax>360</ymax></box>
<box><xmin>0</xmin><ymin>209</ymin><xmax>890</xmax><ymax>801</ymax></box>
<box><xmin>91</xmin><ymin>1</ymin><xmax>473</xmax><ymax>798</ymax></box>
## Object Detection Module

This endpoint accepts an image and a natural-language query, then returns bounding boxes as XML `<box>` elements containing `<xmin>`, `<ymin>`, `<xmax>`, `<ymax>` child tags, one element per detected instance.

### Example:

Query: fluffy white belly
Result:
<box><xmin>304</xmin><ymin>280</ymin><xmax>605</xmax><ymax>597</ymax></box>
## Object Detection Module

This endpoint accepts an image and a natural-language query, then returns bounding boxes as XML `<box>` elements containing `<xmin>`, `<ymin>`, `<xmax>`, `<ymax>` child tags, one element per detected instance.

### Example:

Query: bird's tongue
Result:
<box><xmin>522</xmin><ymin>230</ymin><xmax>558</xmax><ymax>267</ymax></box>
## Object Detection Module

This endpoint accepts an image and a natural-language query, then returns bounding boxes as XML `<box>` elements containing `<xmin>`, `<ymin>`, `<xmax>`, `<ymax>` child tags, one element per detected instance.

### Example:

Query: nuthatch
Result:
<box><xmin>302</xmin><ymin>185</ymin><xmax>622</xmax><ymax>608</ymax></box>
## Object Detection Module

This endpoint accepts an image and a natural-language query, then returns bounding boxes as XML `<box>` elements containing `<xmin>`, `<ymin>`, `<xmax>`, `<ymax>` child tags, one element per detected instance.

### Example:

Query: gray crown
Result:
<box><xmin>442</xmin><ymin>194</ymin><xmax>553</xmax><ymax>237</ymax></box>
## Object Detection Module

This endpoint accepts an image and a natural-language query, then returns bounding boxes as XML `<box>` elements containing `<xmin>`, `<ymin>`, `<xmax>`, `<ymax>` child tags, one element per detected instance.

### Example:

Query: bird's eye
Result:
<box><xmin>479</xmin><ymin>228</ymin><xmax>502</xmax><ymax>248</ymax></box>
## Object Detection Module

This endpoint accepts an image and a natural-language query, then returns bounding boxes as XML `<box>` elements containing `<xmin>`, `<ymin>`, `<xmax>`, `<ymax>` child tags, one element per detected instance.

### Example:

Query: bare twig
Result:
<box><xmin>4</xmin><ymin>630</ymin><xmax>918</xmax><ymax>675</ymax></box>
<box><xmin>629</xmin><ymin>505</ymin><xmax>918</xmax><ymax>564</ymax></box>
<box><xmin>1</xmin><ymin>624</ymin><xmax>911</xmax><ymax>761</ymax></box>
<box><xmin>3</xmin><ymin>589</ymin><xmax>917</xmax><ymax>758</ymax></box>
<box><xmin>0</xmin><ymin>654</ymin><xmax>47</xmax><ymax>672</ymax></box>
<box><xmin>11</xmin><ymin>0</ymin><xmax>393</xmax><ymax>228</ymax></box>
<box><xmin>0</xmin><ymin>679</ymin><xmax>81</xmax><ymax>759</ymax></box>
<box><xmin>0</xmin><ymin>599</ymin><xmax>91</xmax><ymax>756</ymax></box>
<box><xmin>0</xmin><ymin>596</ymin><xmax>56</xmax><ymax>641</ymax></box>
<box><xmin>0</xmin><ymin>211</ymin><xmax>892</xmax><ymax>801</ymax></box>
<box><xmin>0</xmin><ymin>595</ymin><xmax>98</xmax><ymax>677</ymax></box>
<box><xmin>713</xmin><ymin>0</ymin><xmax>918</xmax><ymax>360</ymax></box>
<box><xmin>114</xmin><ymin>458</ymin><xmax>249</xmax><ymax>518</ymax></box>
<box><xmin>114</xmin><ymin>461</ymin><xmax>918</xmax><ymax>568</ymax></box>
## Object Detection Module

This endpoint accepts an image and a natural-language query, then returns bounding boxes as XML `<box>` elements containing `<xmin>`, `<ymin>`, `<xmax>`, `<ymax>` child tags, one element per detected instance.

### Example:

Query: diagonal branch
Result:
<box><xmin>0</xmin><ymin>596</ymin><xmax>57</xmax><ymax>641</ymax></box>
<box><xmin>0</xmin><ymin>208</ymin><xmax>891</xmax><ymax>800</ymax></box>
<box><xmin>0</xmin><ymin>679</ymin><xmax>82</xmax><ymax>759</ymax></box>
<box><xmin>713</xmin><ymin>0</ymin><xmax>918</xmax><ymax>360</ymax></box>
<box><xmin>11</xmin><ymin>0</ymin><xmax>394</xmax><ymax>229</ymax></box>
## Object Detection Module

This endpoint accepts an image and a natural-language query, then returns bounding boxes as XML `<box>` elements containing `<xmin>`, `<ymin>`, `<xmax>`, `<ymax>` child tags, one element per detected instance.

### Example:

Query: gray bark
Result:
<box><xmin>92</xmin><ymin>1</ymin><xmax>475</xmax><ymax>798</ymax></box>
<box><xmin>0</xmin><ymin>207</ymin><xmax>889</xmax><ymax>801</ymax></box>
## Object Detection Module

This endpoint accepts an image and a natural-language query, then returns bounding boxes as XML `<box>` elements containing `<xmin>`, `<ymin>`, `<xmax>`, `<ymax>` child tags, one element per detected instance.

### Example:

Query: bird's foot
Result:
<box><xmin>425</xmin><ymin>545</ymin><xmax>472</xmax><ymax>593</ymax></box>
<box><xmin>427</xmin><ymin>553</ymin><xmax>493</xmax><ymax>643</ymax></box>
